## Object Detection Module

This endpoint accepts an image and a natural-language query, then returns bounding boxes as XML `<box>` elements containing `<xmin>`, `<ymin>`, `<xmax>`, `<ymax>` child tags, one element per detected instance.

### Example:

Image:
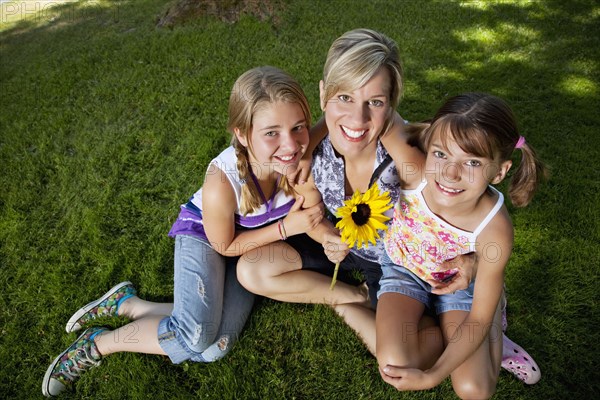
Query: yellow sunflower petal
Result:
<box><xmin>332</xmin><ymin>182</ymin><xmax>393</xmax><ymax>250</ymax></box>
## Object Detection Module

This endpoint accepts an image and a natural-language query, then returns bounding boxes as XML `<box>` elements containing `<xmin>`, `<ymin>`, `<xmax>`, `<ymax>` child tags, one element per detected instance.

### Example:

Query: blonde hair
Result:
<box><xmin>322</xmin><ymin>28</ymin><xmax>403</xmax><ymax>135</ymax></box>
<box><xmin>416</xmin><ymin>93</ymin><xmax>547</xmax><ymax>207</ymax></box>
<box><xmin>227</xmin><ymin>66</ymin><xmax>311</xmax><ymax>215</ymax></box>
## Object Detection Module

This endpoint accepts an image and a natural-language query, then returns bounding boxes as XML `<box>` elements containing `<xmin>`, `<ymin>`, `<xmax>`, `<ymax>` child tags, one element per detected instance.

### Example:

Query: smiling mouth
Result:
<box><xmin>437</xmin><ymin>182</ymin><xmax>464</xmax><ymax>194</ymax></box>
<box><xmin>274</xmin><ymin>152</ymin><xmax>298</xmax><ymax>163</ymax></box>
<box><xmin>341</xmin><ymin>125</ymin><xmax>366</xmax><ymax>140</ymax></box>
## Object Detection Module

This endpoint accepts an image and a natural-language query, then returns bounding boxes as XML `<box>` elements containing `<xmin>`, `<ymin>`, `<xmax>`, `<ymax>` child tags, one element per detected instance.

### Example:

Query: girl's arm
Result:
<box><xmin>202</xmin><ymin>166</ymin><xmax>323</xmax><ymax>257</ymax></box>
<box><xmin>382</xmin><ymin>210</ymin><xmax>514</xmax><ymax>391</ymax></box>
<box><xmin>380</xmin><ymin>112</ymin><xmax>425</xmax><ymax>189</ymax></box>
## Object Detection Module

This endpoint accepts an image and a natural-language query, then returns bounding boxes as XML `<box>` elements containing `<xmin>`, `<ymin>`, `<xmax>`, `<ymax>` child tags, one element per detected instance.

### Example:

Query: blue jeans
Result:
<box><xmin>157</xmin><ymin>235</ymin><xmax>254</xmax><ymax>364</ymax></box>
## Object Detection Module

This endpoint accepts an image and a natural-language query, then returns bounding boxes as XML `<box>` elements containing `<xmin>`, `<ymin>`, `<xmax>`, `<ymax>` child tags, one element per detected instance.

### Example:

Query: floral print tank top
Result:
<box><xmin>384</xmin><ymin>181</ymin><xmax>504</xmax><ymax>281</ymax></box>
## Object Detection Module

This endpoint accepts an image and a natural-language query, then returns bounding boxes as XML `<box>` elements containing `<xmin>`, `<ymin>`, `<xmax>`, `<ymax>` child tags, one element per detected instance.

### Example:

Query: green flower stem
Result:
<box><xmin>329</xmin><ymin>262</ymin><xmax>340</xmax><ymax>290</ymax></box>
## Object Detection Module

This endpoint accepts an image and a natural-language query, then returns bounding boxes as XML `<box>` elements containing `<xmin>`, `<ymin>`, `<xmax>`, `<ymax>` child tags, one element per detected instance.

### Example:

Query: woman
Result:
<box><xmin>236</xmin><ymin>29</ymin><xmax>467</xmax><ymax>354</ymax></box>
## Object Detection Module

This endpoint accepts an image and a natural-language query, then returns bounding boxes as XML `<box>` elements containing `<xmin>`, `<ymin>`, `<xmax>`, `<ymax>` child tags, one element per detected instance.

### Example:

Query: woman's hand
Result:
<box><xmin>282</xmin><ymin>196</ymin><xmax>323</xmax><ymax>237</ymax></box>
<box><xmin>428</xmin><ymin>252</ymin><xmax>477</xmax><ymax>295</ymax></box>
<box><xmin>322</xmin><ymin>230</ymin><xmax>350</xmax><ymax>264</ymax></box>
<box><xmin>287</xmin><ymin>155</ymin><xmax>313</xmax><ymax>185</ymax></box>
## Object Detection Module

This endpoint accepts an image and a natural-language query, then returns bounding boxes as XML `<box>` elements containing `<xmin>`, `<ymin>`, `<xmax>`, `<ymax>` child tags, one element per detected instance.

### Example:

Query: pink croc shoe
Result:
<box><xmin>501</xmin><ymin>335</ymin><xmax>541</xmax><ymax>384</ymax></box>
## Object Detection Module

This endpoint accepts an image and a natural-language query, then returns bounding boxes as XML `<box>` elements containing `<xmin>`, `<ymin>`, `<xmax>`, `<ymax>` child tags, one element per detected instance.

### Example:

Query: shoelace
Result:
<box><xmin>58</xmin><ymin>347</ymin><xmax>101</xmax><ymax>382</ymax></box>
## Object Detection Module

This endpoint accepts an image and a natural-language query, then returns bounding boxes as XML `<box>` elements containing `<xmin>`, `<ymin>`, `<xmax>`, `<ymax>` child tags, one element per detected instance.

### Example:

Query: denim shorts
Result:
<box><xmin>377</xmin><ymin>251</ymin><xmax>474</xmax><ymax>315</ymax></box>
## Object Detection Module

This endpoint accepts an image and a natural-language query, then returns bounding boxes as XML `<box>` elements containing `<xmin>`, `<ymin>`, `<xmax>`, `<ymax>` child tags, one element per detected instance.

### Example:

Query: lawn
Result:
<box><xmin>1</xmin><ymin>0</ymin><xmax>598</xmax><ymax>399</ymax></box>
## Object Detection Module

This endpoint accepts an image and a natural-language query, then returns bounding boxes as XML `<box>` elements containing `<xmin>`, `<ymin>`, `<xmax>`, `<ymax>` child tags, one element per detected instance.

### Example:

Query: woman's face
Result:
<box><xmin>320</xmin><ymin>67</ymin><xmax>392</xmax><ymax>159</ymax></box>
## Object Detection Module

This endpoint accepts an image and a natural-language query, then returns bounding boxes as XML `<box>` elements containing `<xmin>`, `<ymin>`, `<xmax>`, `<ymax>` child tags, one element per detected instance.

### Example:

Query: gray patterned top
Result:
<box><xmin>311</xmin><ymin>136</ymin><xmax>401</xmax><ymax>262</ymax></box>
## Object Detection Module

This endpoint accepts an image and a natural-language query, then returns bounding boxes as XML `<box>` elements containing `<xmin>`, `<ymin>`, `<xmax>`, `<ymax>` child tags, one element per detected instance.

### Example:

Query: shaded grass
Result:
<box><xmin>1</xmin><ymin>0</ymin><xmax>599</xmax><ymax>398</ymax></box>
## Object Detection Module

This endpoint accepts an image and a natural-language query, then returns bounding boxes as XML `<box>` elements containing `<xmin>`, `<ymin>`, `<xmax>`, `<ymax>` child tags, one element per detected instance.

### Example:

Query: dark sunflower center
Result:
<box><xmin>351</xmin><ymin>203</ymin><xmax>371</xmax><ymax>226</ymax></box>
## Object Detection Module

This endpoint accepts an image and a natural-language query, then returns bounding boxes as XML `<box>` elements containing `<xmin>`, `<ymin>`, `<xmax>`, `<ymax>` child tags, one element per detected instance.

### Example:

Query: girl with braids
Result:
<box><xmin>377</xmin><ymin>93</ymin><xmax>546</xmax><ymax>397</ymax></box>
<box><xmin>42</xmin><ymin>66</ymin><xmax>323</xmax><ymax>397</ymax></box>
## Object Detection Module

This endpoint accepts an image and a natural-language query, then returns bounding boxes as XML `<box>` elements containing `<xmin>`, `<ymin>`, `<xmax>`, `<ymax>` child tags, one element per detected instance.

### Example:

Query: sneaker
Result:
<box><xmin>42</xmin><ymin>327</ymin><xmax>106</xmax><ymax>397</ymax></box>
<box><xmin>65</xmin><ymin>281</ymin><xmax>136</xmax><ymax>333</ymax></box>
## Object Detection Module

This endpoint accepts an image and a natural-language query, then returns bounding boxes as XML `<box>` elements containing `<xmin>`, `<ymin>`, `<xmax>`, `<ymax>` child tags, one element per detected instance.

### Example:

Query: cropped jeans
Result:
<box><xmin>157</xmin><ymin>235</ymin><xmax>254</xmax><ymax>363</ymax></box>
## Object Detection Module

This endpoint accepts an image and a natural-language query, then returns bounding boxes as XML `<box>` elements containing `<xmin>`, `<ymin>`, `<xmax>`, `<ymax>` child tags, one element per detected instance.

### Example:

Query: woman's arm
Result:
<box><xmin>429</xmin><ymin>252</ymin><xmax>477</xmax><ymax>295</ymax></box>
<box><xmin>294</xmin><ymin>173</ymin><xmax>350</xmax><ymax>263</ymax></box>
<box><xmin>380</xmin><ymin>112</ymin><xmax>425</xmax><ymax>189</ymax></box>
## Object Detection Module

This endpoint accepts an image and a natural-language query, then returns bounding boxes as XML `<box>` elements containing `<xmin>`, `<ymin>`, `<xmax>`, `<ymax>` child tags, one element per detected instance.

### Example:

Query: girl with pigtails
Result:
<box><xmin>42</xmin><ymin>66</ymin><xmax>324</xmax><ymax>397</ymax></box>
<box><xmin>377</xmin><ymin>92</ymin><xmax>546</xmax><ymax>398</ymax></box>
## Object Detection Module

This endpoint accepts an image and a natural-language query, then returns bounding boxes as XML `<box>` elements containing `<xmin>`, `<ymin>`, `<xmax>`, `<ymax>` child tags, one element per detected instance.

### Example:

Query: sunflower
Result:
<box><xmin>330</xmin><ymin>183</ymin><xmax>392</xmax><ymax>290</ymax></box>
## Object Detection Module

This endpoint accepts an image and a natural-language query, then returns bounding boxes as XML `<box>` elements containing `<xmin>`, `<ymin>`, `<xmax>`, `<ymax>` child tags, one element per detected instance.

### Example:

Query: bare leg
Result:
<box><xmin>237</xmin><ymin>241</ymin><xmax>367</xmax><ymax>305</ymax></box>
<box><xmin>441</xmin><ymin>305</ymin><xmax>503</xmax><ymax>400</ymax></box>
<box><xmin>118</xmin><ymin>297</ymin><xmax>173</xmax><ymax>320</ymax></box>
<box><xmin>94</xmin><ymin>316</ymin><xmax>167</xmax><ymax>356</ymax></box>
<box><xmin>334</xmin><ymin>304</ymin><xmax>376</xmax><ymax>354</ymax></box>
<box><xmin>376</xmin><ymin>293</ymin><xmax>443</xmax><ymax>370</ymax></box>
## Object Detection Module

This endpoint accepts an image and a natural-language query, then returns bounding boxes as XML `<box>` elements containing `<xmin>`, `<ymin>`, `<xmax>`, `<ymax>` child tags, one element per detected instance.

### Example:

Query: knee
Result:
<box><xmin>178</xmin><ymin>321</ymin><xmax>219</xmax><ymax>354</ymax></box>
<box><xmin>196</xmin><ymin>334</ymin><xmax>235</xmax><ymax>363</ymax></box>
<box><xmin>236</xmin><ymin>258</ymin><xmax>274</xmax><ymax>294</ymax></box>
<box><xmin>376</xmin><ymin>351</ymin><xmax>411</xmax><ymax>372</ymax></box>
<box><xmin>236</xmin><ymin>259</ymin><xmax>260</xmax><ymax>292</ymax></box>
<box><xmin>452</xmin><ymin>379</ymin><xmax>496</xmax><ymax>400</ymax></box>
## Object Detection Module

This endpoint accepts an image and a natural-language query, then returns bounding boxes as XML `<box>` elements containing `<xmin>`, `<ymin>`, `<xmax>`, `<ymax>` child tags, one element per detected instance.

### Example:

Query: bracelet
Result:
<box><xmin>278</xmin><ymin>219</ymin><xmax>287</xmax><ymax>240</ymax></box>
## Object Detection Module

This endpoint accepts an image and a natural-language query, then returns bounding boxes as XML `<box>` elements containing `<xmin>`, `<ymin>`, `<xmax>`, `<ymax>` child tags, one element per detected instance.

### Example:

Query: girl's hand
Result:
<box><xmin>282</xmin><ymin>196</ymin><xmax>323</xmax><ymax>236</ymax></box>
<box><xmin>322</xmin><ymin>230</ymin><xmax>350</xmax><ymax>264</ymax></box>
<box><xmin>428</xmin><ymin>252</ymin><xmax>477</xmax><ymax>295</ymax></box>
<box><xmin>380</xmin><ymin>365</ymin><xmax>438</xmax><ymax>391</ymax></box>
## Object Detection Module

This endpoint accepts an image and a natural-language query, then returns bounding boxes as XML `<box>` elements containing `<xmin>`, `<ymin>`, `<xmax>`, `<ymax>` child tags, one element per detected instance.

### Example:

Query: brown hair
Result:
<box><xmin>416</xmin><ymin>93</ymin><xmax>547</xmax><ymax>207</ymax></box>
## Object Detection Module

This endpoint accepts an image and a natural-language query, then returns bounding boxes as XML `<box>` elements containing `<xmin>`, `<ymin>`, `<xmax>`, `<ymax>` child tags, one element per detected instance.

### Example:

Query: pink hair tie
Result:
<box><xmin>515</xmin><ymin>136</ymin><xmax>526</xmax><ymax>149</ymax></box>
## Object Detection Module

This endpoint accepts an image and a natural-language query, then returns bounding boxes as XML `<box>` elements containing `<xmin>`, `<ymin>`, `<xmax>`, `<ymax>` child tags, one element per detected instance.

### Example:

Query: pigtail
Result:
<box><xmin>278</xmin><ymin>175</ymin><xmax>295</xmax><ymax>198</ymax></box>
<box><xmin>508</xmin><ymin>141</ymin><xmax>548</xmax><ymax>207</ymax></box>
<box><xmin>232</xmin><ymin>139</ymin><xmax>262</xmax><ymax>215</ymax></box>
<box><xmin>233</xmin><ymin>137</ymin><xmax>296</xmax><ymax>216</ymax></box>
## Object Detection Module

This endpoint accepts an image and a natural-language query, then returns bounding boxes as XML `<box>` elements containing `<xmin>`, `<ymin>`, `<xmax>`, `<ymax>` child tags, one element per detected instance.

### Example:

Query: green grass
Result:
<box><xmin>1</xmin><ymin>0</ymin><xmax>599</xmax><ymax>398</ymax></box>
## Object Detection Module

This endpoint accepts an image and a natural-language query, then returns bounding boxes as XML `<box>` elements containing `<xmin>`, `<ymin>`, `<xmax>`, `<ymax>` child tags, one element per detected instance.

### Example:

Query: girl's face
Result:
<box><xmin>236</xmin><ymin>101</ymin><xmax>309</xmax><ymax>179</ymax></box>
<box><xmin>424</xmin><ymin>129</ymin><xmax>511</xmax><ymax>210</ymax></box>
<box><xmin>320</xmin><ymin>67</ymin><xmax>392</xmax><ymax>159</ymax></box>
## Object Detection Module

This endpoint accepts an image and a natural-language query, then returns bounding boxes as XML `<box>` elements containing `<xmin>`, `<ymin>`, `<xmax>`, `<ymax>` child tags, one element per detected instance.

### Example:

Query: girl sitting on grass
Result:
<box><xmin>377</xmin><ymin>93</ymin><xmax>545</xmax><ymax>398</ymax></box>
<box><xmin>42</xmin><ymin>66</ymin><xmax>324</xmax><ymax>397</ymax></box>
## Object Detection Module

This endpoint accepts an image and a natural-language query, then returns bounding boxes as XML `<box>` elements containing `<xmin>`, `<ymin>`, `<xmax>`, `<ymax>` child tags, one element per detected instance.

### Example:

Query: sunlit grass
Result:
<box><xmin>1</xmin><ymin>0</ymin><xmax>72</xmax><ymax>30</ymax></box>
<box><xmin>458</xmin><ymin>0</ymin><xmax>534</xmax><ymax>10</ymax></box>
<box><xmin>1</xmin><ymin>0</ymin><xmax>599</xmax><ymax>399</ymax></box>
<box><xmin>559</xmin><ymin>75</ymin><xmax>597</xmax><ymax>96</ymax></box>
<box><xmin>454</xmin><ymin>23</ymin><xmax>539</xmax><ymax>48</ymax></box>
<box><xmin>0</xmin><ymin>0</ymin><xmax>112</xmax><ymax>31</ymax></box>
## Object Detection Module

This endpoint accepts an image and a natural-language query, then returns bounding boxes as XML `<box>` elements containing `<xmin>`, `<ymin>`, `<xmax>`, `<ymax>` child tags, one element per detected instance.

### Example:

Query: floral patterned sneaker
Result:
<box><xmin>65</xmin><ymin>281</ymin><xmax>136</xmax><ymax>333</ymax></box>
<box><xmin>42</xmin><ymin>327</ymin><xmax>106</xmax><ymax>397</ymax></box>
